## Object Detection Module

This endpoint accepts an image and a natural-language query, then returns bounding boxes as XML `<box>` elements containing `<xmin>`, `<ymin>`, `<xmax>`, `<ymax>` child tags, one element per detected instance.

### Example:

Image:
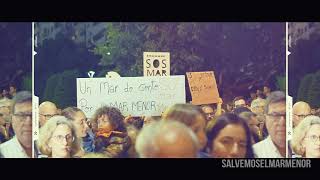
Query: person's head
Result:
<box><xmin>292</xmin><ymin>101</ymin><xmax>311</xmax><ymax>128</ymax></box>
<box><xmin>201</xmin><ymin>105</ymin><xmax>215</xmax><ymax>122</ymax></box>
<box><xmin>233</xmin><ymin>96</ymin><xmax>246</xmax><ymax>109</ymax></box>
<box><xmin>11</xmin><ymin>91</ymin><xmax>32</xmax><ymax>150</ymax></box>
<box><xmin>207</xmin><ymin>113</ymin><xmax>254</xmax><ymax>158</ymax></box>
<box><xmin>92</xmin><ymin>106</ymin><xmax>125</xmax><ymax>132</ymax></box>
<box><xmin>250</xmin><ymin>98</ymin><xmax>266</xmax><ymax>115</ymax></box>
<box><xmin>239</xmin><ymin>111</ymin><xmax>260</xmax><ymax>137</ymax></box>
<box><xmin>250</xmin><ymin>92</ymin><xmax>257</xmax><ymax>99</ymax></box>
<box><xmin>61</xmin><ymin>107</ymin><xmax>89</xmax><ymax>138</ymax></box>
<box><xmin>143</xmin><ymin>116</ymin><xmax>159</xmax><ymax>127</ymax></box>
<box><xmin>0</xmin><ymin>113</ymin><xmax>5</xmax><ymax>126</ymax></box>
<box><xmin>263</xmin><ymin>84</ymin><xmax>271</xmax><ymax>96</ymax></box>
<box><xmin>39</xmin><ymin>101</ymin><xmax>58</xmax><ymax>127</ymax></box>
<box><xmin>38</xmin><ymin>116</ymin><xmax>80</xmax><ymax>158</ymax></box>
<box><xmin>264</xmin><ymin>91</ymin><xmax>286</xmax><ymax>149</ymax></box>
<box><xmin>2</xmin><ymin>89</ymin><xmax>9</xmax><ymax>98</ymax></box>
<box><xmin>0</xmin><ymin>98</ymin><xmax>13</xmax><ymax>121</ymax></box>
<box><xmin>9</xmin><ymin>84</ymin><xmax>17</xmax><ymax>96</ymax></box>
<box><xmin>292</xmin><ymin>116</ymin><xmax>320</xmax><ymax>158</ymax></box>
<box><xmin>162</xmin><ymin>104</ymin><xmax>207</xmax><ymax>150</ymax></box>
<box><xmin>233</xmin><ymin>106</ymin><xmax>251</xmax><ymax>116</ymax></box>
<box><xmin>135</xmin><ymin>120</ymin><xmax>200</xmax><ymax>158</ymax></box>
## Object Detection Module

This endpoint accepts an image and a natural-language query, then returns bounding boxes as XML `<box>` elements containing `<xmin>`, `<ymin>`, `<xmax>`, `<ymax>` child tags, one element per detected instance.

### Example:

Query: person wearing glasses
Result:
<box><xmin>292</xmin><ymin>101</ymin><xmax>311</xmax><ymax>129</ymax></box>
<box><xmin>253</xmin><ymin>91</ymin><xmax>286</xmax><ymax>158</ymax></box>
<box><xmin>39</xmin><ymin>101</ymin><xmax>59</xmax><ymax>127</ymax></box>
<box><xmin>206</xmin><ymin>113</ymin><xmax>254</xmax><ymax>158</ymax></box>
<box><xmin>291</xmin><ymin>115</ymin><xmax>320</xmax><ymax>158</ymax></box>
<box><xmin>38</xmin><ymin>116</ymin><xmax>81</xmax><ymax>158</ymax></box>
<box><xmin>61</xmin><ymin>107</ymin><xmax>94</xmax><ymax>154</ymax></box>
<box><xmin>0</xmin><ymin>91</ymin><xmax>32</xmax><ymax>158</ymax></box>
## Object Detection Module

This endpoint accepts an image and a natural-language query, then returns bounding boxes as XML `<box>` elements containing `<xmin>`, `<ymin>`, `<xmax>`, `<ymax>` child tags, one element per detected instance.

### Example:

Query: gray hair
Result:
<box><xmin>264</xmin><ymin>91</ymin><xmax>285</xmax><ymax>114</ymax></box>
<box><xmin>12</xmin><ymin>91</ymin><xmax>32</xmax><ymax>113</ymax></box>
<box><xmin>292</xmin><ymin>115</ymin><xmax>320</xmax><ymax>156</ymax></box>
<box><xmin>135</xmin><ymin>120</ymin><xmax>200</xmax><ymax>158</ymax></box>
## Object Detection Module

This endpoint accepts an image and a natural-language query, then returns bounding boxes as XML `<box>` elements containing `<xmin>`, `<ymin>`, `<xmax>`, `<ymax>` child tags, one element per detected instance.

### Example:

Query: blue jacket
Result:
<box><xmin>82</xmin><ymin>130</ymin><xmax>95</xmax><ymax>153</ymax></box>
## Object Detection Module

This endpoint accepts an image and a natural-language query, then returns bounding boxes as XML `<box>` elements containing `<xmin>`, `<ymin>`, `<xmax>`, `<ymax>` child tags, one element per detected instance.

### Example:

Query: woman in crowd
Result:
<box><xmin>91</xmin><ymin>106</ymin><xmax>131</xmax><ymax>158</ymax></box>
<box><xmin>207</xmin><ymin>113</ymin><xmax>254</xmax><ymax>158</ymax></box>
<box><xmin>162</xmin><ymin>104</ymin><xmax>208</xmax><ymax>157</ymax></box>
<box><xmin>38</xmin><ymin>116</ymin><xmax>81</xmax><ymax>158</ymax></box>
<box><xmin>291</xmin><ymin>115</ymin><xmax>320</xmax><ymax>158</ymax></box>
<box><xmin>61</xmin><ymin>107</ymin><xmax>94</xmax><ymax>153</ymax></box>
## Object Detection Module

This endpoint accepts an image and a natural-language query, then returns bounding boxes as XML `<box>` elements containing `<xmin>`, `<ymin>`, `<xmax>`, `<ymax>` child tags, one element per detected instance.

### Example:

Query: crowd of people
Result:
<box><xmin>0</xmin><ymin>83</ymin><xmax>318</xmax><ymax>158</ymax></box>
<box><xmin>31</xmin><ymin>85</ymin><xmax>286</xmax><ymax>158</ymax></box>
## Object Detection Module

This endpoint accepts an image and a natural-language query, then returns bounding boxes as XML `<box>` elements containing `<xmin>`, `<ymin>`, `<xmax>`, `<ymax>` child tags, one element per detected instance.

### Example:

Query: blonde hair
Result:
<box><xmin>38</xmin><ymin>116</ymin><xmax>81</xmax><ymax>157</ymax></box>
<box><xmin>292</xmin><ymin>115</ymin><xmax>320</xmax><ymax>156</ymax></box>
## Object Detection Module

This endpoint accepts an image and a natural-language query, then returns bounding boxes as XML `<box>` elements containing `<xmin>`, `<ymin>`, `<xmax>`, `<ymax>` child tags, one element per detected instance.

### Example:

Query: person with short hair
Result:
<box><xmin>135</xmin><ymin>120</ymin><xmax>200</xmax><ymax>158</ymax></box>
<box><xmin>233</xmin><ymin>96</ymin><xmax>247</xmax><ymax>109</ymax></box>
<box><xmin>253</xmin><ymin>91</ymin><xmax>286</xmax><ymax>158</ymax></box>
<box><xmin>292</xmin><ymin>101</ymin><xmax>311</xmax><ymax>128</ymax></box>
<box><xmin>291</xmin><ymin>115</ymin><xmax>320</xmax><ymax>158</ymax></box>
<box><xmin>39</xmin><ymin>101</ymin><xmax>59</xmax><ymax>127</ymax></box>
<box><xmin>0</xmin><ymin>91</ymin><xmax>32</xmax><ymax>158</ymax></box>
<box><xmin>38</xmin><ymin>116</ymin><xmax>81</xmax><ymax>158</ymax></box>
<box><xmin>91</xmin><ymin>106</ymin><xmax>131</xmax><ymax>158</ymax></box>
<box><xmin>207</xmin><ymin>113</ymin><xmax>254</xmax><ymax>158</ymax></box>
<box><xmin>162</xmin><ymin>104</ymin><xmax>208</xmax><ymax>157</ymax></box>
<box><xmin>239</xmin><ymin>111</ymin><xmax>261</xmax><ymax>144</ymax></box>
<box><xmin>9</xmin><ymin>84</ymin><xmax>17</xmax><ymax>98</ymax></box>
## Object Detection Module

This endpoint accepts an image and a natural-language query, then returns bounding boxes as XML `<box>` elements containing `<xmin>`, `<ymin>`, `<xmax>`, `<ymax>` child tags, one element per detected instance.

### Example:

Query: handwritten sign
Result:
<box><xmin>77</xmin><ymin>75</ymin><xmax>185</xmax><ymax>117</ymax></box>
<box><xmin>186</xmin><ymin>71</ymin><xmax>220</xmax><ymax>105</ymax></box>
<box><xmin>143</xmin><ymin>52</ymin><xmax>170</xmax><ymax>76</ymax></box>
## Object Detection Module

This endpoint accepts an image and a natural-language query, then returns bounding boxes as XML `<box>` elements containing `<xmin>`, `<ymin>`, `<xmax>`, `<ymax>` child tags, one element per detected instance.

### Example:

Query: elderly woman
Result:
<box><xmin>292</xmin><ymin>115</ymin><xmax>320</xmax><ymax>158</ymax></box>
<box><xmin>38</xmin><ymin>116</ymin><xmax>81</xmax><ymax>158</ymax></box>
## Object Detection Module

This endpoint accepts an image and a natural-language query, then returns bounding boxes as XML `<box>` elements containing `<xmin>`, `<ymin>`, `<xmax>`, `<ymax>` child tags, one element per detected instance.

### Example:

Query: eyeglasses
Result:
<box><xmin>266</xmin><ymin>113</ymin><xmax>286</xmax><ymax>120</ymax></box>
<box><xmin>13</xmin><ymin>112</ymin><xmax>32</xmax><ymax>121</ymax></box>
<box><xmin>294</xmin><ymin>114</ymin><xmax>310</xmax><ymax>119</ymax></box>
<box><xmin>306</xmin><ymin>135</ymin><xmax>320</xmax><ymax>143</ymax></box>
<box><xmin>52</xmin><ymin>134</ymin><xmax>75</xmax><ymax>143</ymax></box>
<box><xmin>40</xmin><ymin>113</ymin><xmax>58</xmax><ymax>119</ymax></box>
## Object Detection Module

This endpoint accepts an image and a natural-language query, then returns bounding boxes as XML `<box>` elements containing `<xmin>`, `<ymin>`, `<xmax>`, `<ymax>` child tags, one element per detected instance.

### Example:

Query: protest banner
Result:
<box><xmin>77</xmin><ymin>75</ymin><xmax>185</xmax><ymax>117</ymax></box>
<box><xmin>186</xmin><ymin>71</ymin><xmax>220</xmax><ymax>105</ymax></box>
<box><xmin>143</xmin><ymin>52</ymin><xmax>170</xmax><ymax>76</ymax></box>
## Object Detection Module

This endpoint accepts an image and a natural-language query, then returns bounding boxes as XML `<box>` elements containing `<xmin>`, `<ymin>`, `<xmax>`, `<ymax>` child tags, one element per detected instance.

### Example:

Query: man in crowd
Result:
<box><xmin>253</xmin><ymin>91</ymin><xmax>286</xmax><ymax>158</ymax></box>
<box><xmin>292</xmin><ymin>101</ymin><xmax>311</xmax><ymax>128</ymax></box>
<box><xmin>39</xmin><ymin>101</ymin><xmax>58</xmax><ymax>127</ymax></box>
<box><xmin>135</xmin><ymin>120</ymin><xmax>200</xmax><ymax>158</ymax></box>
<box><xmin>233</xmin><ymin>96</ymin><xmax>247</xmax><ymax>109</ymax></box>
<box><xmin>263</xmin><ymin>85</ymin><xmax>271</xmax><ymax>98</ymax></box>
<box><xmin>9</xmin><ymin>84</ymin><xmax>17</xmax><ymax>98</ymax></box>
<box><xmin>0</xmin><ymin>91</ymin><xmax>32</xmax><ymax>158</ymax></box>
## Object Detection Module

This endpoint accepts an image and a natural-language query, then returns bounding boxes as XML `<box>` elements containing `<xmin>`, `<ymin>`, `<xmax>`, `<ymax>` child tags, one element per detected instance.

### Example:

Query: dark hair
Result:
<box><xmin>61</xmin><ymin>107</ymin><xmax>83</xmax><ymax>121</ymax></box>
<box><xmin>233</xmin><ymin>96</ymin><xmax>245</xmax><ymax>105</ymax></box>
<box><xmin>207</xmin><ymin>113</ymin><xmax>254</xmax><ymax>158</ymax></box>
<box><xmin>233</xmin><ymin>106</ymin><xmax>251</xmax><ymax>115</ymax></box>
<box><xmin>12</xmin><ymin>91</ymin><xmax>32</xmax><ymax>113</ymax></box>
<box><xmin>92</xmin><ymin>106</ymin><xmax>126</xmax><ymax>132</ymax></box>
<box><xmin>264</xmin><ymin>91</ymin><xmax>285</xmax><ymax>114</ymax></box>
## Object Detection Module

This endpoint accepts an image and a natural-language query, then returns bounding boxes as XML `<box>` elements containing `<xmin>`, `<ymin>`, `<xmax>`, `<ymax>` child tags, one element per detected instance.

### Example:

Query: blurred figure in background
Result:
<box><xmin>39</xmin><ymin>101</ymin><xmax>59</xmax><ymax>127</ymax></box>
<box><xmin>135</xmin><ymin>120</ymin><xmax>199</xmax><ymax>158</ymax></box>
<box><xmin>292</xmin><ymin>101</ymin><xmax>311</xmax><ymax>128</ymax></box>
<box><xmin>162</xmin><ymin>104</ymin><xmax>208</xmax><ymax>157</ymax></box>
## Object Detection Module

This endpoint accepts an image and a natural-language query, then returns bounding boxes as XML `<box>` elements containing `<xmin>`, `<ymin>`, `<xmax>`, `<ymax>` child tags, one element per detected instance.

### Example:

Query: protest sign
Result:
<box><xmin>143</xmin><ymin>52</ymin><xmax>170</xmax><ymax>76</ymax></box>
<box><xmin>77</xmin><ymin>75</ymin><xmax>185</xmax><ymax>117</ymax></box>
<box><xmin>186</xmin><ymin>71</ymin><xmax>220</xmax><ymax>105</ymax></box>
